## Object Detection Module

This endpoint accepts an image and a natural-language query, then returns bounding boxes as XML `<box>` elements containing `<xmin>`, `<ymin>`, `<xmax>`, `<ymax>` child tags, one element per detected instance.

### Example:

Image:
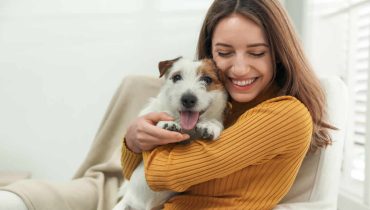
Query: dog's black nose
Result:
<box><xmin>181</xmin><ymin>94</ymin><xmax>197</xmax><ymax>108</ymax></box>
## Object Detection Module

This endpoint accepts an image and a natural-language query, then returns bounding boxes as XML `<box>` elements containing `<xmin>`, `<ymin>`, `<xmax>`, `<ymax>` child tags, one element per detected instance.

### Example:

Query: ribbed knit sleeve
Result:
<box><xmin>121</xmin><ymin>138</ymin><xmax>142</xmax><ymax>179</ymax></box>
<box><xmin>142</xmin><ymin>96</ymin><xmax>312</xmax><ymax>192</ymax></box>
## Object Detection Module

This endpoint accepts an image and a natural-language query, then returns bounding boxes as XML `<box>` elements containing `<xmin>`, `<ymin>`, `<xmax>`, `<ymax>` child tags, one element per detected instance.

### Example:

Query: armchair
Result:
<box><xmin>0</xmin><ymin>75</ymin><xmax>348</xmax><ymax>210</ymax></box>
<box><xmin>274</xmin><ymin>76</ymin><xmax>348</xmax><ymax>210</ymax></box>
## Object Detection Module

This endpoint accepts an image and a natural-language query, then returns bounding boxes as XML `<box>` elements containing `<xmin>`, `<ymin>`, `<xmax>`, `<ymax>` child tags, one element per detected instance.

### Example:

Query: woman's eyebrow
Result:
<box><xmin>214</xmin><ymin>43</ymin><xmax>232</xmax><ymax>48</ymax></box>
<box><xmin>247</xmin><ymin>43</ymin><xmax>269</xmax><ymax>48</ymax></box>
<box><xmin>214</xmin><ymin>42</ymin><xmax>269</xmax><ymax>48</ymax></box>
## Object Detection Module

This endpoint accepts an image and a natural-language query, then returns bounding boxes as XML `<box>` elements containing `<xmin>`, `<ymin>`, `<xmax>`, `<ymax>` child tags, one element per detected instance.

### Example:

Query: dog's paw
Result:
<box><xmin>157</xmin><ymin>121</ymin><xmax>181</xmax><ymax>132</ymax></box>
<box><xmin>196</xmin><ymin>121</ymin><xmax>223</xmax><ymax>140</ymax></box>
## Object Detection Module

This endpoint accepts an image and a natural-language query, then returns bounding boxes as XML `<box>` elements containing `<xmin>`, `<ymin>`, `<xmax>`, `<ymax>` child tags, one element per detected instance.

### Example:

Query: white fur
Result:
<box><xmin>112</xmin><ymin>58</ymin><xmax>227</xmax><ymax>210</ymax></box>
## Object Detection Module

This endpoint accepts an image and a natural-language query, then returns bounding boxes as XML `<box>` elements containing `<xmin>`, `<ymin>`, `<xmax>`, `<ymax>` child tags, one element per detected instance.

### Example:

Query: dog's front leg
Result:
<box><xmin>196</xmin><ymin>119</ymin><xmax>224</xmax><ymax>140</ymax></box>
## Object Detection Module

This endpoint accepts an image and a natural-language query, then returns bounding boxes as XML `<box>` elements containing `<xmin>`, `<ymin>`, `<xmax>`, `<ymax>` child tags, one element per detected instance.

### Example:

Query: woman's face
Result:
<box><xmin>212</xmin><ymin>14</ymin><xmax>274</xmax><ymax>103</ymax></box>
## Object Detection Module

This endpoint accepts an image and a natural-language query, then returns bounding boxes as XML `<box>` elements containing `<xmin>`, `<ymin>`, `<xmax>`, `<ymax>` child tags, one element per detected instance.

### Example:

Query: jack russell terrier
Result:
<box><xmin>113</xmin><ymin>57</ymin><xmax>228</xmax><ymax>210</ymax></box>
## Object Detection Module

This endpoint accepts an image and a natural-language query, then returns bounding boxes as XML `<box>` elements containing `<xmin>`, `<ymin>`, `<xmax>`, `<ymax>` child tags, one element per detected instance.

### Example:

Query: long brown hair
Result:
<box><xmin>196</xmin><ymin>0</ymin><xmax>336</xmax><ymax>152</ymax></box>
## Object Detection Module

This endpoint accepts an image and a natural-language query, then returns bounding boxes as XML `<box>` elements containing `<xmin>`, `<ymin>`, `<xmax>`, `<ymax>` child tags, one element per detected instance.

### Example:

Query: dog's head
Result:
<box><xmin>158</xmin><ymin>57</ymin><xmax>227</xmax><ymax>131</ymax></box>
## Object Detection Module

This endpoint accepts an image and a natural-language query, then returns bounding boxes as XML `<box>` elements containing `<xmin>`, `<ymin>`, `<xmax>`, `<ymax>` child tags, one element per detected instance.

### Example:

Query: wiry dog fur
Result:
<box><xmin>113</xmin><ymin>57</ymin><xmax>228</xmax><ymax>210</ymax></box>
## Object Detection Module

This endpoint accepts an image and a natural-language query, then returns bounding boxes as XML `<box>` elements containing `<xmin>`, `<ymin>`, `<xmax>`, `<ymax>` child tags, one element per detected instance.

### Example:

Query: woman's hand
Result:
<box><xmin>125</xmin><ymin>112</ymin><xmax>190</xmax><ymax>153</ymax></box>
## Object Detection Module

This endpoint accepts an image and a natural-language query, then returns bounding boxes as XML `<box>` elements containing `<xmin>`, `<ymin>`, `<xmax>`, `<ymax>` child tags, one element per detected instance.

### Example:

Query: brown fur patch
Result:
<box><xmin>197</xmin><ymin>59</ymin><xmax>225</xmax><ymax>91</ymax></box>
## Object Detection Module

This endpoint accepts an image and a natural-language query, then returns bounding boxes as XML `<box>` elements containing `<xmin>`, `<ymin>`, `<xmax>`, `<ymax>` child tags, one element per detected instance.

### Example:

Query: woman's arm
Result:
<box><xmin>121</xmin><ymin>112</ymin><xmax>190</xmax><ymax>179</ymax></box>
<box><xmin>142</xmin><ymin>96</ymin><xmax>313</xmax><ymax>192</ymax></box>
<box><xmin>125</xmin><ymin>112</ymin><xmax>190</xmax><ymax>153</ymax></box>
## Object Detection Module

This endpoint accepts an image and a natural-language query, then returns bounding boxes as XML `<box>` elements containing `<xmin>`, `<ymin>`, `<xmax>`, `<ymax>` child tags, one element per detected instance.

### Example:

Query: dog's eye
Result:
<box><xmin>172</xmin><ymin>74</ymin><xmax>182</xmax><ymax>83</ymax></box>
<box><xmin>201</xmin><ymin>76</ymin><xmax>213</xmax><ymax>85</ymax></box>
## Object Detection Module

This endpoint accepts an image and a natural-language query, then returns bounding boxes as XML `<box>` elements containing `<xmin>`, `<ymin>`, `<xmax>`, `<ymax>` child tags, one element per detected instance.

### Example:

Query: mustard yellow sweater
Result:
<box><xmin>121</xmin><ymin>96</ymin><xmax>312</xmax><ymax>210</ymax></box>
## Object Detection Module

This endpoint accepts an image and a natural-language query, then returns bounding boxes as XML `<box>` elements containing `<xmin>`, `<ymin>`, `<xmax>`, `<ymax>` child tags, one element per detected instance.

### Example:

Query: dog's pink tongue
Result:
<box><xmin>180</xmin><ymin>111</ymin><xmax>200</xmax><ymax>130</ymax></box>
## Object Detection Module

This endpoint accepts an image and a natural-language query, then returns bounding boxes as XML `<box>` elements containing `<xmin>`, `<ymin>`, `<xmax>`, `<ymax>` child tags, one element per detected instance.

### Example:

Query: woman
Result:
<box><xmin>123</xmin><ymin>0</ymin><xmax>335</xmax><ymax>209</ymax></box>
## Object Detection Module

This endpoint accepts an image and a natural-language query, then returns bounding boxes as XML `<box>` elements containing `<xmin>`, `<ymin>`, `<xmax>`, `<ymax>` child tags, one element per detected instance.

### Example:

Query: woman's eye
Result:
<box><xmin>250</xmin><ymin>52</ymin><xmax>265</xmax><ymax>57</ymax></box>
<box><xmin>172</xmin><ymin>74</ymin><xmax>182</xmax><ymax>83</ymax></box>
<box><xmin>200</xmin><ymin>76</ymin><xmax>213</xmax><ymax>85</ymax></box>
<box><xmin>217</xmin><ymin>51</ymin><xmax>232</xmax><ymax>57</ymax></box>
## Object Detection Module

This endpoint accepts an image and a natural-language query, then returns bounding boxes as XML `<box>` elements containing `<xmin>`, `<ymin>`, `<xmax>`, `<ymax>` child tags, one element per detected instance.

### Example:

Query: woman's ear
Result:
<box><xmin>158</xmin><ymin>56</ymin><xmax>182</xmax><ymax>78</ymax></box>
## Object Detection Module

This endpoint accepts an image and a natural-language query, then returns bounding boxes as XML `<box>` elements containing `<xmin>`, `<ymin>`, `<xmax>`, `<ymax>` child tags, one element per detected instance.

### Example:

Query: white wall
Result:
<box><xmin>0</xmin><ymin>0</ymin><xmax>213</xmax><ymax>181</ymax></box>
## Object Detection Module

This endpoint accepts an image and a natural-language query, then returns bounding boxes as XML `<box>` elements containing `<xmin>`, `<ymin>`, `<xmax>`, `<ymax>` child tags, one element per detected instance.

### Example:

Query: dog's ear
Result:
<box><xmin>158</xmin><ymin>56</ymin><xmax>182</xmax><ymax>78</ymax></box>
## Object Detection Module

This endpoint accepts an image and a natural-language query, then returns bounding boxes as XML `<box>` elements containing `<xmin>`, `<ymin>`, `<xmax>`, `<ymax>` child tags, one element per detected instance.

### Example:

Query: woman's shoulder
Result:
<box><xmin>258</xmin><ymin>95</ymin><xmax>309</xmax><ymax>114</ymax></box>
<box><xmin>261</xmin><ymin>95</ymin><xmax>303</xmax><ymax>105</ymax></box>
<box><xmin>241</xmin><ymin>95</ymin><xmax>312</xmax><ymax>127</ymax></box>
<box><xmin>249</xmin><ymin>95</ymin><xmax>312</xmax><ymax>150</ymax></box>
<box><xmin>229</xmin><ymin>95</ymin><xmax>312</xmax><ymax>154</ymax></box>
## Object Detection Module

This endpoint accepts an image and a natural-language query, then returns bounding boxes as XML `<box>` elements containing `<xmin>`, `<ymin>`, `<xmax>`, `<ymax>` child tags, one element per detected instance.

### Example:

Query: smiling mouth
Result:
<box><xmin>231</xmin><ymin>77</ymin><xmax>258</xmax><ymax>87</ymax></box>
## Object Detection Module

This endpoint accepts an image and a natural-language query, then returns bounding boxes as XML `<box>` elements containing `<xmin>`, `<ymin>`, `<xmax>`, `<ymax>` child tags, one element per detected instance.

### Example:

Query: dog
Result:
<box><xmin>113</xmin><ymin>57</ymin><xmax>228</xmax><ymax>210</ymax></box>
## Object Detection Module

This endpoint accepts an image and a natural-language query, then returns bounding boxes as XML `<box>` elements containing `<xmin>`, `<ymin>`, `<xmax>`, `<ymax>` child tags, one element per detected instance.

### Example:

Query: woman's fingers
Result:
<box><xmin>141</xmin><ymin>112</ymin><xmax>190</xmax><ymax>143</ymax></box>
<box><xmin>144</xmin><ymin>112</ymin><xmax>174</xmax><ymax>123</ymax></box>
<box><xmin>134</xmin><ymin>126</ymin><xmax>189</xmax><ymax>151</ymax></box>
<box><xmin>142</xmin><ymin>121</ymin><xmax>190</xmax><ymax>145</ymax></box>
<box><xmin>125</xmin><ymin>112</ymin><xmax>191</xmax><ymax>152</ymax></box>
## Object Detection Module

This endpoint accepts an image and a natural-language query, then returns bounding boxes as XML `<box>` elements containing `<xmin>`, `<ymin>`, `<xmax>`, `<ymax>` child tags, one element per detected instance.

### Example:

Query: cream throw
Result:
<box><xmin>0</xmin><ymin>76</ymin><xmax>162</xmax><ymax>210</ymax></box>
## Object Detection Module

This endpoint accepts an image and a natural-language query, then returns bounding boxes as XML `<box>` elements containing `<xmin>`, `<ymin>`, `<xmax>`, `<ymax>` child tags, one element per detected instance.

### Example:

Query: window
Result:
<box><xmin>348</xmin><ymin>1</ymin><xmax>370</xmax><ymax>183</ymax></box>
<box><xmin>305</xmin><ymin>0</ymin><xmax>370</xmax><ymax>209</ymax></box>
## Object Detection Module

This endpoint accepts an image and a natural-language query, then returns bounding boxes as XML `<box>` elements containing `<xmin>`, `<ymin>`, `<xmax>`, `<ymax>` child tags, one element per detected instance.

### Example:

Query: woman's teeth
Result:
<box><xmin>232</xmin><ymin>78</ymin><xmax>257</xmax><ymax>86</ymax></box>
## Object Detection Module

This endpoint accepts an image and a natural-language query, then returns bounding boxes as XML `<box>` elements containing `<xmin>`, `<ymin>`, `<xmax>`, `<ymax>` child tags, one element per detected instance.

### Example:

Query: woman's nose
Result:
<box><xmin>232</xmin><ymin>55</ymin><xmax>250</xmax><ymax>75</ymax></box>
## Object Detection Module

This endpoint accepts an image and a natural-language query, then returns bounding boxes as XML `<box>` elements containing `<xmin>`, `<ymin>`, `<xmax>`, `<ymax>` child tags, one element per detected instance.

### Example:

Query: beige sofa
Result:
<box><xmin>0</xmin><ymin>75</ymin><xmax>348</xmax><ymax>210</ymax></box>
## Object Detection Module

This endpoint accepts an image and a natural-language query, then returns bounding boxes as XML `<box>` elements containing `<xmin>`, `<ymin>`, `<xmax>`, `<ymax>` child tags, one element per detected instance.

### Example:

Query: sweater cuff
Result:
<box><xmin>121</xmin><ymin>137</ymin><xmax>142</xmax><ymax>180</ymax></box>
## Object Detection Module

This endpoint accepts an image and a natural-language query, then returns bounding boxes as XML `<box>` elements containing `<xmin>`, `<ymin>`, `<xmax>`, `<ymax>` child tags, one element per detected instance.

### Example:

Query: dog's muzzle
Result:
<box><xmin>180</xmin><ymin>93</ymin><xmax>200</xmax><ymax>131</ymax></box>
